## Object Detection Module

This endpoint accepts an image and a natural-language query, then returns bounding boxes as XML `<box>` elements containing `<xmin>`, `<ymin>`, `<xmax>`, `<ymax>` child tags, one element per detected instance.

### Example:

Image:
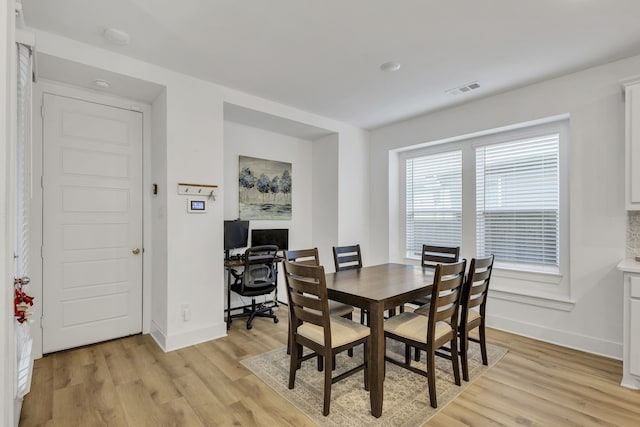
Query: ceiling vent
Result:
<box><xmin>446</xmin><ymin>81</ymin><xmax>480</xmax><ymax>96</ymax></box>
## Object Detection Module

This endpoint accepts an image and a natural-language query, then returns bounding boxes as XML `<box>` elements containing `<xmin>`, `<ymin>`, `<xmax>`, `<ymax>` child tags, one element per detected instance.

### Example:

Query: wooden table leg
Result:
<box><xmin>369</xmin><ymin>301</ymin><xmax>384</xmax><ymax>418</ymax></box>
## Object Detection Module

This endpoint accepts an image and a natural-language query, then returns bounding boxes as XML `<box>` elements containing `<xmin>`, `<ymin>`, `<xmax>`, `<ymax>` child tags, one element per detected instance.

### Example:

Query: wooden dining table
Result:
<box><xmin>324</xmin><ymin>263</ymin><xmax>435</xmax><ymax>418</ymax></box>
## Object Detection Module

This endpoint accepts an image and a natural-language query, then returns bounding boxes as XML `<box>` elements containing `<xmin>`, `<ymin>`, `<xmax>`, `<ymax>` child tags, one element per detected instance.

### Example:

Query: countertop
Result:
<box><xmin>617</xmin><ymin>258</ymin><xmax>640</xmax><ymax>273</ymax></box>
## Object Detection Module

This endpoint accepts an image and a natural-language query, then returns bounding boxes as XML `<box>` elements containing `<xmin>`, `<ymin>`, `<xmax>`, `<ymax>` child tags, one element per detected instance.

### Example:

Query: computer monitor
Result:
<box><xmin>224</xmin><ymin>220</ymin><xmax>249</xmax><ymax>251</ymax></box>
<box><xmin>251</xmin><ymin>228</ymin><xmax>289</xmax><ymax>251</ymax></box>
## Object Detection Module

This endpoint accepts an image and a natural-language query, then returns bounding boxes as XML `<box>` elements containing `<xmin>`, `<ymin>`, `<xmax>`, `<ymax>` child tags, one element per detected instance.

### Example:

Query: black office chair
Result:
<box><xmin>228</xmin><ymin>245</ymin><xmax>280</xmax><ymax>330</ymax></box>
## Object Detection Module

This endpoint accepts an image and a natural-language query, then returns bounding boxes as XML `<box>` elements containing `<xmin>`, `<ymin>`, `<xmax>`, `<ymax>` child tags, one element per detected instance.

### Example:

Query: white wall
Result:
<box><xmin>29</xmin><ymin>29</ymin><xmax>370</xmax><ymax>352</ymax></box>
<box><xmin>337</xmin><ymin>129</ymin><xmax>371</xmax><ymax>259</ymax></box>
<box><xmin>150</xmin><ymin>89</ymin><xmax>168</xmax><ymax>334</ymax></box>
<box><xmin>223</xmin><ymin>120</ymin><xmax>313</xmax><ymax>303</ymax></box>
<box><xmin>370</xmin><ymin>54</ymin><xmax>640</xmax><ymax>358</ymax></box>
<box><xmin>313</xmin><ymin>134</ymin><xmax>339</xmax><ymax>270</ymax></box>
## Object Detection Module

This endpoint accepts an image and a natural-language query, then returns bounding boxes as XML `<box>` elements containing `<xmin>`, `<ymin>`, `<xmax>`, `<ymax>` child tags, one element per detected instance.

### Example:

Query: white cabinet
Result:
<box><xmin>624</xmin><ymin>78</ymin><xmax>640</xmax><ymax>210</ymax></box>
<box><xmin>618</xmin><ymin>260</ymin><xmax>640</xmax><ymax>389</ymax></box>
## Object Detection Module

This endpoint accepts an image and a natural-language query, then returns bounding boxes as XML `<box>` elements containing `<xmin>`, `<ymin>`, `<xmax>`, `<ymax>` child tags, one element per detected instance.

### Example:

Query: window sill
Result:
<box><xmin>402</xmin><ymin>258</ymin><xmax>573</xmax><ymax>310</ymax></box>
<box><xmin>492</xmin><ymin>266</ymin><xmax>562</xmax><ymax>285</ymax></box>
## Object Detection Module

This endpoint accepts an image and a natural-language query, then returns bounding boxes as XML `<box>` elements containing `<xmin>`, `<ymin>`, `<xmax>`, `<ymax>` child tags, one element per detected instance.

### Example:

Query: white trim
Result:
<box><xmin>487</xmin><ymin>313</ymin><xmax>621</xmax><ymax>359</ymax></box>
<box><xmin>30</xmin><ymin>80</ymin><xmax>153</xmax><ymax>358</ymax></box>
<box><xmin>488</xmin><ymin>288</ymin><xmax>575</xmax><ymax>311</ymax></box>
<box><xmin>150</xmin><ymin>321</ymin><xmax>226</xmax><ymax>353</ymax></box>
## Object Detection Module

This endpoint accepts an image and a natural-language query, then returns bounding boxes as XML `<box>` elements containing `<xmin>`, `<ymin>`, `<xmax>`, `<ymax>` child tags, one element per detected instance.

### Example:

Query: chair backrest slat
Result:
<box><xmin>333</xmin><ymin>244</ymin><xmax>363</xmax><ymax>271</ymax></box>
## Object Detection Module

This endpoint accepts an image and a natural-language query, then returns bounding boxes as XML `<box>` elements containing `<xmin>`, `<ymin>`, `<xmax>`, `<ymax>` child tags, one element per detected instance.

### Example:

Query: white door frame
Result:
<box><xmin>31</xmin><ymin>80</ymin><xmax>153</xmax><ymax>358</ymax></box>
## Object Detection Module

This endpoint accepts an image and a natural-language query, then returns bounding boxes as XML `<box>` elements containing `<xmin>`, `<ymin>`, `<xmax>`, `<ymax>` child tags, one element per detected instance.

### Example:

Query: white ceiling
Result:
<box><xmin>21</xmin><ymin>0</ymin><xmax>640</xmax><ymax>130</ymax></box>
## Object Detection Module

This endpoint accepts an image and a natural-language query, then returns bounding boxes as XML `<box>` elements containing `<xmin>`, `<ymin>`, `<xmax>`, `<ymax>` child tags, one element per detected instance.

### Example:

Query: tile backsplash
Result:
<box><xmin>627</xmin><ymin>211</ymin><xmax>640</xmax><ymax>257</ymax></box>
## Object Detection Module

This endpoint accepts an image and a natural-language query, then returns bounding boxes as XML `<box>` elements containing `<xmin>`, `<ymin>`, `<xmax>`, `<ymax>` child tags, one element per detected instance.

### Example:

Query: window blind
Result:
<box><xmin>476</xmin><ymin>134</ymin><xmax>559</xmax><ymax>268</ymax></box>
<box><xmin>406</xmin><ymin>150</ymin><xmax>462</xmax><ymax>257</ymax></box>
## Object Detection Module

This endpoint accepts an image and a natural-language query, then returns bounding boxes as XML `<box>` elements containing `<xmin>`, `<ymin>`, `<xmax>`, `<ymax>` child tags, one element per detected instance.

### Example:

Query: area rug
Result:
<box><xmin>241</xmin><ymin>340</ymin><xmax>507</xmax><ymax>426</ymax></box>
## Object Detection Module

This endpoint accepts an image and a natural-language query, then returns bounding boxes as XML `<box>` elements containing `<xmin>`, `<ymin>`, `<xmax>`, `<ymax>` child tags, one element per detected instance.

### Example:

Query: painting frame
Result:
<box><xmin>238</xmin><ymin>155</ymin><xmax>292</xmax><ymax>220</ymax></box>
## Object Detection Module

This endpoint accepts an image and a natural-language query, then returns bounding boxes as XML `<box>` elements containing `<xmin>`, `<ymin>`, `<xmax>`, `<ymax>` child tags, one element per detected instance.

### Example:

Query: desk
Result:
<box><xmin>325</xmin><ymin>263</ymin><xmax>434</xmax><ymax>418</ymax></box>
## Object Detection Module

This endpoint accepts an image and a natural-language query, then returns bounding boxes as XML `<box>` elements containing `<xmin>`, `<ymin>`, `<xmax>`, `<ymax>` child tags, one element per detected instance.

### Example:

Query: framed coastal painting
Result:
<box><xmin>238</xmin><ymin>156</ymin><xmax>292</xmax><ymax>220</ymax></box>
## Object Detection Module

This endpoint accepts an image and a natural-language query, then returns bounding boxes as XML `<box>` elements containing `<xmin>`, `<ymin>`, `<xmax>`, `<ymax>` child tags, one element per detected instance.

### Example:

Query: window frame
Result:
<box><xmin>399</xmin><ymin>118</ymin><xmax>570</xmax><ymax>300</ymax></box>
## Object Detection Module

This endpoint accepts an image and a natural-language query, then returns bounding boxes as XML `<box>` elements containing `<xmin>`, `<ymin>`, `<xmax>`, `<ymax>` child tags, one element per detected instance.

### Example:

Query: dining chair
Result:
<box><xmin>332</xmin><ymin>244</ymin><xmax>363</xmax><ymax>271</ymax></box>
<box><xmin>283</xmin><ymin>260</ymin><xmax>370</xmax><ymax>416</ymax></box>
<box><xmin>333</xmin><ymin>244</ymin><xmax>368</xmax><ymax>324</ymax></box>
<box><xmin>384</xmin><ymin>260</ymin><xmax>466</xmax><ymax>408</ymax></box>
<box><xmin>409</xmin><ymin>244</ymin><xmax>461</xmax><ymax>360</ymax></box>
<box><xmin>410</xmin><ymin>244</ymin><xmax>460</xmax><ymax>307</ymax></box>
<box><xmin>459</xmin><ymin>255</ymin><xmax>494</xmax><ymax>381</ymax></box>
<box><xmin>285</xmin><ymin>248</ymin><xmax>355</xmax><ymax>364</ymax></box>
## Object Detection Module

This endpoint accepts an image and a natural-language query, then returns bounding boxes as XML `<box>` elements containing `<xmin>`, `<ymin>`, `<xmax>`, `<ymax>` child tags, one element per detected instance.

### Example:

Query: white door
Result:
<box><xmin>42</xmin><ymin>93</ymin><xmax>143</xmax><ymax>353</ymax></box>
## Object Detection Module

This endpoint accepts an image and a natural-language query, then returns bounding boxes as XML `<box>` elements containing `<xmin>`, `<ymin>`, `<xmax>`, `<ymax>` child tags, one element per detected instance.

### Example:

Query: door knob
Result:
<box><xmin>132</xmin><ymin>248</ymin><xmax>141</xmax><ymax>255</ymax></box>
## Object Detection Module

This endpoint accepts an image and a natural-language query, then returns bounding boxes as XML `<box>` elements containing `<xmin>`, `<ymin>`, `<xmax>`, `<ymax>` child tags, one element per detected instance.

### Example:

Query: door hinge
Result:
<box><xmin>40</xmin><ymin>104</ymin><xmax>45</xmax><ymax>118</ymax></box>
<box><xmin>40</xmin><ymin>175</ymin><xmax>44</xmax><ymax>189</ymax></box>
<box><xmin>40</xmin><ymin>317</ymin><xmax>44</xmax><ymax>328</ymax></box>
<box><xmin>40</xmin><ymin>246</ymin><xmax>44</xmax><ymax>259</ymax></box>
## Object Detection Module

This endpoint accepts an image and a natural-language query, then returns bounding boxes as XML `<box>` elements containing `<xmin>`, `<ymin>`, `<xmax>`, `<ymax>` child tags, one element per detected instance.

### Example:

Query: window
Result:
<box><xmin>401</xmin><ymin>118</ymin><xmax>567</xmax><ymax>282</ymax></box>
<box><xmin>476</xmin><ymin>135</ymin><xmax>559</xmax><ymax>272</ymax></box>
<box><xmin>405</xmin><ymin>150</ymin><xmax>462</xmax><ymax>258</ymax></box>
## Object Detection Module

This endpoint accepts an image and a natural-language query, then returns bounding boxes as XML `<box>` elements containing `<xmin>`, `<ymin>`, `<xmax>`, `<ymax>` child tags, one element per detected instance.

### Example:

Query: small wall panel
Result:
<box><xmin>62</xmin><ymin>292</ymin><xmax>128</xmax><ymax>327</ymax></box>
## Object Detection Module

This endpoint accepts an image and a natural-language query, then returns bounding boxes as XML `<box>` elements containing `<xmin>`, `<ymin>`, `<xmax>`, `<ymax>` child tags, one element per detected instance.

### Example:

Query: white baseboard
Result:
<box><xmin>486</xmin><ymin>313</ymin><xmax>623</xmax><ymax>360</ymax></box>
<box><xmin>14</xmin><ymin>398</ymin><xmax>23</xmax><ymax>427</ymax></box>
<box><xmin>149</xmin><ymin>321</ymin><xmax>227</xmax><ymax>352</ymax></box>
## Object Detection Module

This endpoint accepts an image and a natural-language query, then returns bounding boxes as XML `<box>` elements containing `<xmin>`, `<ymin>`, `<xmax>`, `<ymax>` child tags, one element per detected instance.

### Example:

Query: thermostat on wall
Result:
<box><xmin>187</xmin><ymin>198</ymin><xmax>207</xmax><ymax>213</ymax></box>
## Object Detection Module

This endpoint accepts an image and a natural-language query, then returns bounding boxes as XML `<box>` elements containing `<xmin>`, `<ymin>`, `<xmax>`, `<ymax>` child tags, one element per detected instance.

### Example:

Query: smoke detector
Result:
<box><xmin>446</xmin><ymin>81</ymin><xmax>481</xmax><ymax>96</ymax></box>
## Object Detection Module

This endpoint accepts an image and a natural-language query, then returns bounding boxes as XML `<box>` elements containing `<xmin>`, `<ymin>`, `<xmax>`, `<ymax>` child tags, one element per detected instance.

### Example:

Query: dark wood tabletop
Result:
<box><xmin>325</xmin><ymin>263</ymin><xmax>434</xmax><ymax>418</ymax></box>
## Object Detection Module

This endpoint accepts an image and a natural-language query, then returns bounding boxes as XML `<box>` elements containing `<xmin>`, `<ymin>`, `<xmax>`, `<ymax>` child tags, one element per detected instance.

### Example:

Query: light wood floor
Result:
<box><xmin>20</xmin><ymin>311</ymin><xmax>640</xmax><ymax>426</ymax></box>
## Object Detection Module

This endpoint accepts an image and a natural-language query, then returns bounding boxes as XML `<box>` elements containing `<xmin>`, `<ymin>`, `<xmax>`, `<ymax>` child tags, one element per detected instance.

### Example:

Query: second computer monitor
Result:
<box><xmin>251</xmin><ymin>228</ymin><xmax>288</xmax><ymax>251</ymax></box>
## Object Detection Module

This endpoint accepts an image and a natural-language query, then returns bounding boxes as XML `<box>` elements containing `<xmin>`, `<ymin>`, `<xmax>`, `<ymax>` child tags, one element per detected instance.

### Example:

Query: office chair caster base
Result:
<box><xmin>274</xmin><ymin>317</ymin><xmax>279</xmax><ymax>324</ymax></box>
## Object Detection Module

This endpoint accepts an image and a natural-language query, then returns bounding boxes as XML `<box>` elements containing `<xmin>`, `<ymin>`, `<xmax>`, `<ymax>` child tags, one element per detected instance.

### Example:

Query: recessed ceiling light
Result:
<box><xmin>93</xmin><ymin>79</ymin><xmax>111</xmax><ymax>89</ymax></box>
<box><xmin>380</xmin><ymin>61</ymin><xmax>401</xmax><ymax>72</ymax></box>
<box><xmin>103</xmin><ymin>28</ymin><xmax>131</xmax><ymax>46</ymax></box>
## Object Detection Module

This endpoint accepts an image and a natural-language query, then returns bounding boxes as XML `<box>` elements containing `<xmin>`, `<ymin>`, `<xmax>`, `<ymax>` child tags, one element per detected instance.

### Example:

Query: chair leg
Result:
<box><xmin>317</xmin><ymin>355</ymin><xmax>323</xmax><ymax>372</ymax></box>
<box><xmin>460</xmin><ymin>327</ymin><xmax>470</xmax><ymax>382</ymax></box>
<box><xmin>287</xmin><ymin>311</ymin><xmax>292</xmax><ymax>355</ymax></box>
<box><xmin>289</xmin><ymin>341</ymin><xmax>300</xmax><ymax>389</ymax></box>
<box><xmin>450</xmin><ymin>334</ymin><xmax>461</xmax><ymax>386</ymax></box>
<box><xmin>426</xmin><ymin>347</ymin><xmax>437</xmax><ymax>408</ymax></box>
<box><xmin>479</xmin><ymin>323</ymin><xmax>488</xmax><ymax>365</ymax></box>
<box><xmin>346</xmin><ymin>313</ymin><xmax>354</xmax><ymax>357</ymax></box>
<box><xmin>363</xmin><ymin>342</ymin><xmax>370</xmax><ymax>391</ymax></box>
<box><xmin>404</xmin><ymin>344</ymin><xmax>411</xmax><ymax>365</ymax></box>
<box><xmin>414</xmin><ymin>346</ymin><xmax>421</xmax><ymax>362</ymax></box>
<box><xmin>323</xmin><ymin>350</ymin><xmax>333</xmax><ymax>416</ymax></box>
